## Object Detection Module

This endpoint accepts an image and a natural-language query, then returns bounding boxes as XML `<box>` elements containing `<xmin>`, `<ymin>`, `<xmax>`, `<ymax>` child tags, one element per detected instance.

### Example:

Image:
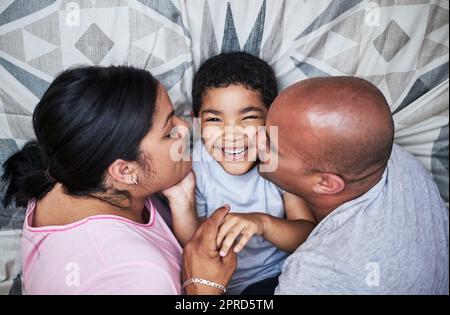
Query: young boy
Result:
<box><xmin>172</xmin><ymin>52</ymin><xmax>316</xmax><ymax>295</ymax></box>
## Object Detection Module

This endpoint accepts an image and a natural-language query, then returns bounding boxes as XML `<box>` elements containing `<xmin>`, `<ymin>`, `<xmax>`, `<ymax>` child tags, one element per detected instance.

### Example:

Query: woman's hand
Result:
<box><xmin>216</xmin><ymin>213</ymin><xmax>266</xmax><ymax>257</ymax></box>
<box><xmin>183</xmin><ymin>205</ymin><xmax>237</xmax><ymax>295</ymax></box>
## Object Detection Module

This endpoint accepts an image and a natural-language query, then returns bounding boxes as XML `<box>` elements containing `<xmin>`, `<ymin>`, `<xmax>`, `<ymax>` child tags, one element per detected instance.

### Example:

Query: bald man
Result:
<box><xmin>183</xmin><ymin>76</ymin><xmax>448</xmax><ymax>295</ymax></box>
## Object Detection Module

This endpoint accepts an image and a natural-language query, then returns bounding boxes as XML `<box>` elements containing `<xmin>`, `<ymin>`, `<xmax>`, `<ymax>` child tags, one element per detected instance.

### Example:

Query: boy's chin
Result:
<box><xmin>219</xmin><ymin>160</ymin><xmax>257</xmax><ymax>176</ymax></box>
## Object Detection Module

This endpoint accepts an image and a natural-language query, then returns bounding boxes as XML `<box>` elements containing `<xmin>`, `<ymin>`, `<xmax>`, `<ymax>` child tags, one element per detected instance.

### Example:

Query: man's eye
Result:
<box><xmin>206</xmin><ymin>117</ymin><xmax>222</xmax><ymax>122</ymax></box>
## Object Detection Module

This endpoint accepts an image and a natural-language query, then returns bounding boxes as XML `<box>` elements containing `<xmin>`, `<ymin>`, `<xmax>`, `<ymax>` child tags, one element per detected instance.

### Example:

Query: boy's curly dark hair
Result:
<box><xmin>192</xmin><ymin>52</ymin><xmax>278</xmax><ymax>116</ymax></box>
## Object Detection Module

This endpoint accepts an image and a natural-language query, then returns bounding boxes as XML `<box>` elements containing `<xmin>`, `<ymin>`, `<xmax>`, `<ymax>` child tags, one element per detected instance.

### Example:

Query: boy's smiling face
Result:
<box><xmin>198</xmin><ymin>84</ymin><xmax>268</xmax><ymax>175</ymax></box>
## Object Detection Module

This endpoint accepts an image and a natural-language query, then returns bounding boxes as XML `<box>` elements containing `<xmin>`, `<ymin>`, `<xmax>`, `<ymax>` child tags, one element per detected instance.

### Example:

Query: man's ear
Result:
<box><xmin>107</xmin><ymin>159</ymin><xmax>138</xmax><ymax>185</ymax></box>
<box><xmin>312</xmin><ymin>173</ymin><xmax>346</xmax><ymax>195</ymax></box>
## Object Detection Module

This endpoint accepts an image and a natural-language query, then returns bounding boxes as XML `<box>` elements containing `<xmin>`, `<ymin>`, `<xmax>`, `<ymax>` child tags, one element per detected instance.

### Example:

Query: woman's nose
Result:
<box><xmin>173</xmin><ymin>116</ymin><xmax>190</xmax><ymax>139</ymax></box>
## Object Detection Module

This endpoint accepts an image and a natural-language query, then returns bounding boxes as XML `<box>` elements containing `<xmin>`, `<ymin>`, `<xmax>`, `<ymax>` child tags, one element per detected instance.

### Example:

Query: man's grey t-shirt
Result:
<box><xmin>276</xmin><ymin>144</ymin><xmax>449</xmax><ymax>294</ymax></box>
<box><xmin>192</xmin><ymin>140</ymin><xmax>288</xmax><ymax>294</ymax></box>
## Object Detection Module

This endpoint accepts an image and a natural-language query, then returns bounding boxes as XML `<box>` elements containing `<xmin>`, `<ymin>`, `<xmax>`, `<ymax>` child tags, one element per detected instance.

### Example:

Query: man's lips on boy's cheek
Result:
<box><xmin>256</xmin><ymin>138</ymin><xmax>272</xmax><ymax>162</ymax></box>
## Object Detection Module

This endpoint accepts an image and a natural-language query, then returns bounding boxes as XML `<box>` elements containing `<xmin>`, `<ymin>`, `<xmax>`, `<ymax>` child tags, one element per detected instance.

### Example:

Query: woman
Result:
<box><xmin>2</xmin><ymin>66</ymin><xmax>233</xmax><ymax>294</ymax></box>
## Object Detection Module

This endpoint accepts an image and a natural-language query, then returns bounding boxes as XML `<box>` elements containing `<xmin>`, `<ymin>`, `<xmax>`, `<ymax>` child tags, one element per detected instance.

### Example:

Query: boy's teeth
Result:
<box><xmin>223</xmin><ymin>148</ymin><xmax>245</xmax><ymax>154</ymax></box>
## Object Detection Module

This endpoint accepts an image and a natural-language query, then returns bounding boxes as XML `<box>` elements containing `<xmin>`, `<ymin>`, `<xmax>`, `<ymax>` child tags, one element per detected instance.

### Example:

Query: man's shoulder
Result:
<box><xmin>389</xmin><ymin>144</ymin><xmax>431</xmax><ymax>177</ymax></box>
<box><xmin>276</xmin><ymin>144</ymin><xmax>449</xmax><ymax>294</ymax></box>
<box><xmin>388</xmin><ymin>144</ymin><xmax>444</xmax><ymax>204</ymax></box>
<box><xmin>289</xmin><ymin>143</ymin><xmax>447</xmax><ymax>269</ymax></box>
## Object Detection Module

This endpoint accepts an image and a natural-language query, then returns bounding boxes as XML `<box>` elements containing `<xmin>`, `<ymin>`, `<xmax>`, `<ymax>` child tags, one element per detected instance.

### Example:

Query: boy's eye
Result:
<box><xmin>242</xmin><ymin>115</ymin><xmax>259</xmax><ymax>120</ymax></box>
<box><xmin>206</xmin><ymin>117</ymin><xmax>222</xmax><ymax>122</ymax></box>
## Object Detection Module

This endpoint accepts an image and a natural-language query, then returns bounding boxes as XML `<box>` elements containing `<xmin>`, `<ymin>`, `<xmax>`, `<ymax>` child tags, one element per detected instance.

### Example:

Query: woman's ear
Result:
<box><xmin>107</xmin><ymin>159</ymin><xmax>138</xmax><ymax>185</ymax></box>
<box><xmin>312</xmin><ymin>173</ymin><xmax>346</xmax><ymax>195</ymax></box>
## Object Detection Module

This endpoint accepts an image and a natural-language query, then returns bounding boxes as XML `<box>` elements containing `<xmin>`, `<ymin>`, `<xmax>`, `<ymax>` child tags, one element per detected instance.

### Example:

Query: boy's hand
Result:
<box><xmin>162</xmin><ymin>171</ymin><xmax>195</xmax><ymax>207</ymax></box>
<box><xmin>216</xmin><ymin>213</ymin><xmax>266</xmax><ymax>257</ymax></box>
<box><xmin>162</xmin><ymin>171</ymin><xmax>199</xmax><ymax>246</ymax></box>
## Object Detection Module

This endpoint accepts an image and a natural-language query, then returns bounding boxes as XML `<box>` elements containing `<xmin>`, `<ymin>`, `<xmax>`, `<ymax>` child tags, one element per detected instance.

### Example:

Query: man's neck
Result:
<box><xmin>307</xmin><ymin>197</ymin><xmax>348</xmax><ymax>222</ymax></box>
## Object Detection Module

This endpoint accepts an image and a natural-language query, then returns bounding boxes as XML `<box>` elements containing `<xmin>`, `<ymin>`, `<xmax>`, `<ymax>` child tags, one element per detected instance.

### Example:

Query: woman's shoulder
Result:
<box><xmin>23</xmin><ymin>218</ymin><xmax>182</xmax><ymax>294</ymax></box>
<box><xmin>24</xmin><ymin>214</ymin><xmax>153</xmax><ymax>260</ymax></box>
<box><xmin>23</xmin><ymin>205</ymin><xmax>182</xmax><ymax>294</ymax></box>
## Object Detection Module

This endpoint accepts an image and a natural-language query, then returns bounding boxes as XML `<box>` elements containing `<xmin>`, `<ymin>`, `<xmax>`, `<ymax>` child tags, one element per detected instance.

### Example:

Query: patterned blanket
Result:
<box><xmin>0</xmin><ymin>0</ymin><xmax>448</xmax><ymax>294</ymax></box>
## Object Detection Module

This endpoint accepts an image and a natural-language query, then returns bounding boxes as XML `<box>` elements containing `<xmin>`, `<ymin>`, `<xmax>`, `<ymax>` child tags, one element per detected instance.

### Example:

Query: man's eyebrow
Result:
<box><xmin>239</xmin><ymin>106</ymin><xmax>265</xmax><ymax>114</ymax></box>
<box><xmin>201</xmin><ymin>109</ymin><xmax>222</xmax><ymax>115</ymax></box>
<box><xmin>162</xmin><ymin>110</ymin><xmax>174</xmax><ymax>129</ymax></box>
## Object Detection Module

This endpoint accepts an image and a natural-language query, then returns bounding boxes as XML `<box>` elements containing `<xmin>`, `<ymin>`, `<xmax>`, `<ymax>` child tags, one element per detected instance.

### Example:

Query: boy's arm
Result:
<box><xmin>216</xmin><ymin>213</ymin><xmax>315</xmax><ymax>255</ymax></box>
<box><xmin>162</xmin><ymin>172</ymin><xmax>200</xmax><ymax>246</ymax></box>
<box><xmin>259</xmin><ymin>214</ymin><xmax>315</xmax><ymax>253</ymax></box>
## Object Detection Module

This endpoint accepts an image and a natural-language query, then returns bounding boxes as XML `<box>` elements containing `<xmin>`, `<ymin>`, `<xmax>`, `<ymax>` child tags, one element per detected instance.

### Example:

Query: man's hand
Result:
<box><xmin>182</xmin><ymin>205</ymin><xmax>237</xmax><ymax>295</ymax></box>
<box><xmin>216</xmin><ymin>213</ymin><xmax>265</xmax><ymax>257</ymax></box>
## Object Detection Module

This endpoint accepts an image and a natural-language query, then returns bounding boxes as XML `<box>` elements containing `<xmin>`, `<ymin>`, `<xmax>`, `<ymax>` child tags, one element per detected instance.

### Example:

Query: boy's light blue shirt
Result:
<box><xmin>192</xmin><ymin>140</ymin><xmax>288</xmax><ymax>294</ymax></box>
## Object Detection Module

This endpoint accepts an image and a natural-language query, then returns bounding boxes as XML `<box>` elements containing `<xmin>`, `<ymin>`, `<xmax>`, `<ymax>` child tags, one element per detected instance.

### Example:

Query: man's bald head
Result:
<box><xmin>267</xmin><ymin>76</ymin><xmax>394</xmax><ymax>184</ymax></box>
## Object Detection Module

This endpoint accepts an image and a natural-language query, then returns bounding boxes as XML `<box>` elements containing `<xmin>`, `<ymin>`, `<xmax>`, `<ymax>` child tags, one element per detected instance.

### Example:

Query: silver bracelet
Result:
<box><xmin>182</xmin><ymin>277</ymin><xmax>227</xmax><ymax>294</ymax></box>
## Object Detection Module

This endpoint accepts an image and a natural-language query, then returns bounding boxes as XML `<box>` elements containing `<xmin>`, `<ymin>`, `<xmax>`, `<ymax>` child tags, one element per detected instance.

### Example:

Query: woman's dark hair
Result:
<box><xmin>192</xmin><ymin>52</ymin><xmax>278</xmax><ymax>116</ymax></box>
<box><xmin>2</xmin><ymin>65</ymin><xmax>159</xmax><ymax>208</ymax></box>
